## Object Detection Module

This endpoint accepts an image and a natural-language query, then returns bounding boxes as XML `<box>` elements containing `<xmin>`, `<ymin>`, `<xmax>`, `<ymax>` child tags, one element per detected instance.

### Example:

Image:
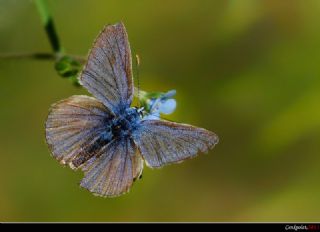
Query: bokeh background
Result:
<box><xmin>1</xmin><ymin>0</ymin><xmax>320</xmax><ymax>222</ymax></box>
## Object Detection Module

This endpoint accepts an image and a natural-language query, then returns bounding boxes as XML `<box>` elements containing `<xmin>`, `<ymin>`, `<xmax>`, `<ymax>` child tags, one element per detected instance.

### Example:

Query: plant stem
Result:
<box><xmin>35</xmin><ymin>0</ymin><xmax>63</xmax><ymax>54</ymax></box>
<box><xmin>0</xmin><ymin>52</ymin><xmax>86</xmax><ymax>63</ymax></box>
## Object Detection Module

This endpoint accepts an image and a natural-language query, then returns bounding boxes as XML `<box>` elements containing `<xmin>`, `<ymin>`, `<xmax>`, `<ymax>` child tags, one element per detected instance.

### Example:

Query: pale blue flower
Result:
<box><xmin>143</xmin><ymin>90</ymin><xmax>177</xmax><ymax>120</ymax></box>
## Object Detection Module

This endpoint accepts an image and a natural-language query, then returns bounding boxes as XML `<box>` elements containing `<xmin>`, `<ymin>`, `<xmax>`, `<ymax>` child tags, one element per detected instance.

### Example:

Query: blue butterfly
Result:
<box><xmin>45</xmin><ymin>22</ymin><xmax>219</xmax><ymax>197</ymax></box>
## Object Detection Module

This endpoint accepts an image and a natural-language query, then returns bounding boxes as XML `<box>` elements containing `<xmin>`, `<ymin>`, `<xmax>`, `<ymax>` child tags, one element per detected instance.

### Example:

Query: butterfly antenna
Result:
<box><xmin>135</xmin><ymin>54</ymin><xmax>141</xmax><ymax>108</ymax></box>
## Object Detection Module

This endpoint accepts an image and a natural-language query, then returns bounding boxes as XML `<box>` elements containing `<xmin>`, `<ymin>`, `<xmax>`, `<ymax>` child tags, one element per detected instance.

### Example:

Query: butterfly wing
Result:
<box><xmin>45</xmin><ymin>95</ymin><xmax>114</xmax><ymax>169</ymax></box>
<box><xmin>132</xmin><ymin>120</ymin><xmax>219</xmax><ymax>168</ymax></box>
<box><xmin>80</xmin><ymin>138</ymin><xmax>143</xmax><ymax>197</ymax></box>
<box><xmin>79</xmin><ymin>22</ymin><xmax>133</xmax><ymax>114</ymax></box>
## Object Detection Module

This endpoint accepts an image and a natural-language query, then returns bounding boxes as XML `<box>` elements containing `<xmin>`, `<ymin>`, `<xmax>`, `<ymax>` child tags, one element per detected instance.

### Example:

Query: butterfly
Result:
<box><xmin>45</xmin><ymin>22</ymin><xmax>219</xmax><ymax>197</ymax></box>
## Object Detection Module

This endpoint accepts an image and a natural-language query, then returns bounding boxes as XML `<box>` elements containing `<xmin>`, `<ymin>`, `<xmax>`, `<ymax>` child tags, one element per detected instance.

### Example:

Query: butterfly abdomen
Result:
<box><xmin>71</xmin><ymin>129</ymin><xmax>113</xmax><ymax>168</ymax></box>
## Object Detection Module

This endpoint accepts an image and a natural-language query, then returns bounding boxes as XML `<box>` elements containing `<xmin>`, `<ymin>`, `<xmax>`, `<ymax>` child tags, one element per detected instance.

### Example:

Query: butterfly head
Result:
<box><xmin>135</xmin><ymin>107</ymin><xmax>145</xmax><ymax>118</ymax></box>
<box><xmin>124</xmin><ymin>107</ymin><xmax>141</xmax><ymax>122</ymax></box>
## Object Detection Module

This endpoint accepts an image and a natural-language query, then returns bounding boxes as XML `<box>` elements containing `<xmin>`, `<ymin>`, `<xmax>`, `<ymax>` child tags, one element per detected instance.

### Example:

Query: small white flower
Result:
<box><xmin>159</xmin><ymin>99</ymin><xmax>176</xmax><ymax>115</ymax></box>
<box><xmin>142</xmin><ymin>90</ymin><xmax>177</xmax><ymax>120</ymax></box>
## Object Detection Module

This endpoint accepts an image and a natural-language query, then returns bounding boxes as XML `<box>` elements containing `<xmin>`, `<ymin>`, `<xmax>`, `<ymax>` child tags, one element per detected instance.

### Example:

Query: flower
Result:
<box><xmin>140</xmin><ymin>90</ymin><xmax>177</xmax><ymax>120</ymax></box>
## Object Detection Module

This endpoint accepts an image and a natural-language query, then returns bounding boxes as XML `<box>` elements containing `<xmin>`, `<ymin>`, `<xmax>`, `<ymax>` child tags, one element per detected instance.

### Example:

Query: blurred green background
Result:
<box><xmin>1</xmin><ymin>0</ymin><xmax>320</xmax><ymax>222</ymax></box>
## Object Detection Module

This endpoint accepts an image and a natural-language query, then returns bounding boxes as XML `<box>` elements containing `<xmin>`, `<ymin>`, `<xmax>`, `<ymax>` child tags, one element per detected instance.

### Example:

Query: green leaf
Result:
<box><xmin>55</xmin><ymin>56</ymin><xmax>81</xmax><ymax>78</ymax></box>
<box><xmin>54</xmin><ymin>56</ymin><xmax>81</xmax><ymax>86</ymax></box>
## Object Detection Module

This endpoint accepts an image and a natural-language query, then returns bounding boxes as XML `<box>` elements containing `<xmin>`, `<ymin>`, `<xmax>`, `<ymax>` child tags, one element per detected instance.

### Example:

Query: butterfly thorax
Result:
<box><xmin>111</xmin><ymin>107</ymin><xmax>140</xmax><ymax>139</ymax></box>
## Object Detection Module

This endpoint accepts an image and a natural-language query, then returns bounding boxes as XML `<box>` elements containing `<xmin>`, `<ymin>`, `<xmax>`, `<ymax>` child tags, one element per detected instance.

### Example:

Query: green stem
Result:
<box><xmin>35</xmin><ymin>0</ymin><xmax>63</xmax><ymax>54</ymax></box>
<box><xmin>0</xmin><ymin>52</ymin><xmax>86</xmax><ymax>63</ymax></box>
<box><xmin>0</xmin><ymin>52</ymin><xmax>55</xmax><ymax>60</ymax></box>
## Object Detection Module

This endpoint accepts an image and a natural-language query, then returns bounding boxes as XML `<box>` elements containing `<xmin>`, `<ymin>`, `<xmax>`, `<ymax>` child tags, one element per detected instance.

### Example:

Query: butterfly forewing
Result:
<box><xmin>79</xmin><ymin>22</ymin><xmax>134</xmax><ymax>114</ymax></box>
<box><xmin>133</xmin><ymin>120</ymin><xmax>219</xmax><ymax>168</ymax></box>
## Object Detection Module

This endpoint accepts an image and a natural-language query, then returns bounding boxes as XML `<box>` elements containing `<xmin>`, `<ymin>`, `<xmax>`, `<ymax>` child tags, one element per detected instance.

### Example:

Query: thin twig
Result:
<box><xmin>0</xmin><ymin>52</ymin><xmax>86</xmax><ymax>63</ymax></box>
<box><xmin>0</xmin><ymin>52</ymin><xmax>55</xmax><ymax>60</ymax></box>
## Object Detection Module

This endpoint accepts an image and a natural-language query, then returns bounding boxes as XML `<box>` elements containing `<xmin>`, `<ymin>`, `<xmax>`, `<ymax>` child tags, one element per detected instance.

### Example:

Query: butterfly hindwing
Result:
<box><xmin>133</xmin><ymin>120</ymin><xmax>219</xmax><ymax>168</ymax></box>
<box><xmin>79</xmin><ymin>22</ymin><xmax>134</xmax><ymax>114</ymax></box>
<box><xmin>80</xmin><ymin>137</ymin><xmax>143</xmax><ymax>197</ymax></box>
